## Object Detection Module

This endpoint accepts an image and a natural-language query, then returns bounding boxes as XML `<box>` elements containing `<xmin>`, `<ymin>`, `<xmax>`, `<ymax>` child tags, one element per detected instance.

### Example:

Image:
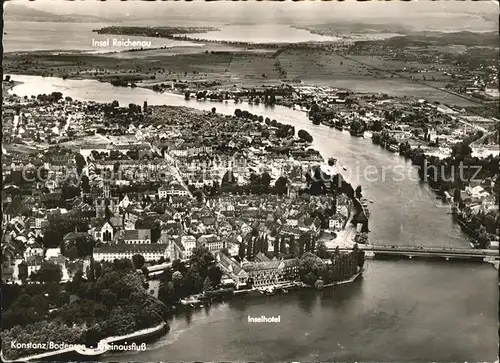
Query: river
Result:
<box><xmin>8</xmin><ymin>75</ymin><xmax>499</xmax><ymax>361</ymax></box>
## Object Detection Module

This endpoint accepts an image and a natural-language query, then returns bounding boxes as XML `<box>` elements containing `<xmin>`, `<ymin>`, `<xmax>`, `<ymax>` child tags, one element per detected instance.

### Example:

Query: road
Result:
<box><xmin>162</xmin><ymin>153</ymin><xmax>194</xmax><ymax>199</ymax></box>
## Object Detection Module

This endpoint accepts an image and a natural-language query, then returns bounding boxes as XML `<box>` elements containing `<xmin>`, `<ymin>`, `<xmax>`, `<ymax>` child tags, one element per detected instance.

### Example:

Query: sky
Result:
<box><xmin>5</xmin><ymin>0</ymin><xmax>499</xmax><ymax>28</ymax></box>
<box><xmin>5</xmin><ymin>0</ymin><xmax>498</xmax><ymax>31</ymax></box>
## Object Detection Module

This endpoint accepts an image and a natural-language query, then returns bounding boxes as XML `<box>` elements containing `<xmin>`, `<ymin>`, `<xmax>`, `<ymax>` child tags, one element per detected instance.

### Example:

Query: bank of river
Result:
<box><xmin>8</xmin><ymin>75</ymin><xmax>499</xmax><ymax>361</ymax></box>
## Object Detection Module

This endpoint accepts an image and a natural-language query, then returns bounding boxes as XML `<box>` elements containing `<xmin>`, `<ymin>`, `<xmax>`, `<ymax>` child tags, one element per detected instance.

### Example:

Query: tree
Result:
<box><xmin>248</xmin><ymin>173</ymin><xmax>259</xmax><ymax>185</ymax></box>
<box><xmin>372</xmin><ymin>120</ymin><xmax>383</xmax><ymax>131</ymax></box>
<box><xmin>203</xmin><ymin>277</ymin><xmax>213</xmax><ymax>292</ymax></box>
<box><xmin>453</xmin><ymin>188</ymin><xmax>461</xmax><ymax>203</ymax></box>
<box><xmin>99</xmin><ymin>289</ymin><xmax>117</xmax><ymax>308</ymax></box>
<box><xmin>355</xmin><ymin>185</ymin><xmax>362</xmax><ymax>199</ymax></box>
<box><xmin>222</xmin><ymin>170</ymin><xmax>237</xmax><ymax>187</ymax></box>
<box><xmin>298</xmin><ymin>252</ymin><xmax>325</xmax><ymax>285</ymax></box>
<box><xmin>50</xmin><ymin>91</ymin><xmax>63</xmax><ymax>102</ymax></box>
<box><xmin>238</xmin><ymin>242</ymin><xmax>246</xmax><ymax>259</ymax></box>
<box><xmin>75</xmin><ymin>153</ymin><xmax>86</xmax><ymax>172</ymax></box>
<box><xmin>193</xmin><ymin>189</ymin><xmax>204</xmax><ymax>203</ymax></box>
<box><xmin>151</xmin><ymin>220</ymin><xmax>162</xmax><ymax>244</ymax></box>
<box><xmin>18</xmin><ymin>261</ymin><xmax>28</xmax><ymax>282</ymax></box>
<box><xmin>132</xmin><ymin>254</ymin><xmax>145</xmax><ymax>269</ymax></box>
<box><xmin>207</xmin><ymin>265</ymin><xmax>223</xmax><ymax>287</ymax></box>
<box><xmin>171</xmin><ymin>259</ymin><xmax>183</xmax><ymax>272</ymax></box>
<box><xmin>31</xmin><ymin>262</ymin><xmax>63</xmax><ymax>284</ymax></box>
<box><xmin>260</xmin><ymin>172</ymin><xmax>271</xmax><ymax>187</ymax></box>
<box><xmin>172</xmin><ymin>271</ymin><xmax>183</xmax><ymax>282</ymax></box>
<box><xmin>298</xmin><ymin>129</ymin><xmax>313</xmax><ymax>143</ymax></box>
<box><xmin>62</xmin><ymin>185</ymin><xmax>81</xmax><ymax>201</ymax></box>
<box><xmin>274</xmin><ymin>176</ymin><xmax>288</xmax><ymax>195</ymax></box>
<box><xmin>477</xmin><ymin>233</ymin><xmax>490</xmax><ymax>249</ymax></box>
<box><xmin>62</xmin><ymin>234</ymin><xmax>96</xmax><ymax>260</ymax></box>
<box><xmin>315</xmin><ymin>241</ymin><xmax>330</xmax><ymax>259</ymax></box>
<box><xmin>452</xmin><ymin>142</ymin><xmax>472</xmax><ymax>158</ymax></box>
<box><xmin>42</xmin><ymin>229</ymin><xmax>63</xmax><ymax>249</ymax></box>
<box><xmin>273</xmin><ymin>237</ymin><xmax>280</xmax><ymax>256</ymax></box>
<box><xmin>279</xmin><ymin>236</ymin><xmax>287</xmax><ymax>255</ymax></box>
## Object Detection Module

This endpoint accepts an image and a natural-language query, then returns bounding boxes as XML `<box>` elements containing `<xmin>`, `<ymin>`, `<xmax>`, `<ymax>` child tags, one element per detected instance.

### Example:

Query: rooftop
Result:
<box><xmin>94</xmin><ymin>243</ymin><xmax>169</xmax><ymax>254</ymax></box>
<box><xmin>121</xmin><ymin>229</ymin><xmax>151</xmax><ymax>241</ymax></box>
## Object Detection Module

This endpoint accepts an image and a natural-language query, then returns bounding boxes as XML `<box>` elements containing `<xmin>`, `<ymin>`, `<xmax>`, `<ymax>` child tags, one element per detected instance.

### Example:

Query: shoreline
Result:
<box><xmin>323</xmin><ymin>268</ymin><xmax>363</xmax><ymax>287</ymax></box>
<box><xmin>190</xmin><ymin>268</ymin><xmax>363</xmax><ymax>300</ymax></box>
<box><xmin>0</xmin><ymin>322</ymin><xmax>168</xmax><ymax>362</ymax></box>
<box><xmin>2</xmin><ymin>80</ymin><xmax>24</xmax><ymax>92</ymax></box>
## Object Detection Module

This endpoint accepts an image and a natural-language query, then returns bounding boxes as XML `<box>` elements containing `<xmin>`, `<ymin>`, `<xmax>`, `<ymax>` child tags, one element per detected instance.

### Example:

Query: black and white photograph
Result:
<box><xmin>1</xmin><ymin>0</ymin><xmax>499</xmax><ymax>362</ymax></box>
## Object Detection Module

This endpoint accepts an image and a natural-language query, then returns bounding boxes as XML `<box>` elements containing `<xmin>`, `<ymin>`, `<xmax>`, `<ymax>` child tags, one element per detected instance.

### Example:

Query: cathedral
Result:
<box><xmin>95</xmin><ymin>184</ymin><xmax>119</xmax><ymax>219</ymax></box>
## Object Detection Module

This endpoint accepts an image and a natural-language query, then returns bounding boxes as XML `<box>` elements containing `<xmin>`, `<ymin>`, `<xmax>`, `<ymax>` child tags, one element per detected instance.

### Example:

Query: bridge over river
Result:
<box><xmin>333</xmin><ymin>245</ymin><xmax>499</xmax><ymax>262</ymax></box>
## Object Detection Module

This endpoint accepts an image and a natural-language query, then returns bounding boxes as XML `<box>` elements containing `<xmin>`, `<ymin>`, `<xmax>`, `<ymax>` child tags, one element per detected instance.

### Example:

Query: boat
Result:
<box><xmin>180</xmin><ymin>296</ymin><xmax>201</xmax><ymax>306</ymax></box>
<box><xmin>388</xmin><ymin>144</ymin><xmax>399</xmax><ymax>152</ymax></box>
<box><xmin>260</xmin><ymin>287</ymin><xmax>276</xmax><ymax>295</ymax></box>
<box><xmin>282</xmin><ymin>289</ymin><xmax>289</xmax><ymax>294</ymax></box>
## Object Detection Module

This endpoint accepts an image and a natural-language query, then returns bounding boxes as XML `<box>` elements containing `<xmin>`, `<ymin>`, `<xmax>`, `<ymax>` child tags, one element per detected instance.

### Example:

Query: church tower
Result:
<box><xmin>95</xmin><ymin>183</ymin><xmax>119</xmax><ymax>219</ymax></box>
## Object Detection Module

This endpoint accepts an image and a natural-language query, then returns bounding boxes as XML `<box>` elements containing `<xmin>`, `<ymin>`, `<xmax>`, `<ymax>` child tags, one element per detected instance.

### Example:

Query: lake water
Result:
<box><xmin>3</xmin><ymin>21</ymin><xmax>200</xmax><ymax>53</ymax></box>
<box><xmin>3</xmin><ymin>21</ymin><xmax>339</xmax><ymax>54</ymax></box>
<box><xmin>107</xmin><ymin>262</ymin><xmax>497</xmax><ymax>362</ymax></box>
<box><xmin>178</xmin><ymin>24</ymin><xmax>340</xmax><ymax>43</ymax></box>
<box><xmin>7</xmin><ymin>75</ymin><xmax>499</xmax><ymax>361</ymax></box>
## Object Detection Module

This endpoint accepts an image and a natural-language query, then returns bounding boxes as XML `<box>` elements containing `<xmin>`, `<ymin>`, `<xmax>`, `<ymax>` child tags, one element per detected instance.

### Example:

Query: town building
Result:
<box><xmin>215</xmin><ymin>251</ymin><xmax>249</xmax><ymax>289</ymax></box>
<box><xmin>180</xmin><ymin>235</ymin><xmax>197</xmax><ymax>258</ymax></box>
<box><xmin>93</xmin><ymin>244</ymin><xmax>169</xmax><ymax>262</ymax></box>
<box><xmin>118</xmin><ymin>229</ymin><xmax>152</xmax><ymax>244</ymax></box>
<box><xmin>197</xmin><ymin>234</ymin><xmax>224</xmax><ymax>253</ymax></box>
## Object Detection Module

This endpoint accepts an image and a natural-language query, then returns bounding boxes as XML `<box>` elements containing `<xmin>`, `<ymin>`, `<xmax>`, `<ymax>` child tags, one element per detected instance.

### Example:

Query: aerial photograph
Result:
<box><xmin>1</xmin><ymin>0</ymin><xmax>499</xmax><ymax>362</ymax></box>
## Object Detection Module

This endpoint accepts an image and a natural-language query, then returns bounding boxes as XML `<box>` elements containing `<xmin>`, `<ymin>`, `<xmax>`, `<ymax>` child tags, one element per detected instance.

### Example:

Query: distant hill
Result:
<box><xmin>4</xmin><ymin>3</ymin><xmax>108</xmax><ymax>23</ymax></box>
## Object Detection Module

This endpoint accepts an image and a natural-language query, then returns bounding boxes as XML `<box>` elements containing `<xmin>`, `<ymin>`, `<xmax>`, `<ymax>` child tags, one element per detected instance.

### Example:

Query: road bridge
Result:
<box><xmin>331</xmin><ymin>245</ymin><xmax>499</xmax><ymax>262</ymax></box>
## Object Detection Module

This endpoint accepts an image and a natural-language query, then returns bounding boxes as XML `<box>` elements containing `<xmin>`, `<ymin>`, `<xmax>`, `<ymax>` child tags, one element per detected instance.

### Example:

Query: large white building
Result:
<box><xmin>93</xmin><ymin>244</ymin><xmax>169</xmax><ymax>262</ymax></box>
<box><xmin>158</xmin><ymin>184</ymin><xmax>190</xmax><ymax>199</ymax></box>
<box><xmin>181</xmin><ymin>235</ymin><xmax>197</xmax><ymax>258</ymax></box>
<box><xmin>197</xmin><ymin>234</ymin><xmax>224</xmax><ymax>253</ymax></box>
